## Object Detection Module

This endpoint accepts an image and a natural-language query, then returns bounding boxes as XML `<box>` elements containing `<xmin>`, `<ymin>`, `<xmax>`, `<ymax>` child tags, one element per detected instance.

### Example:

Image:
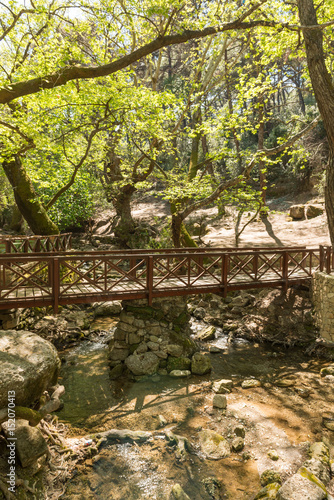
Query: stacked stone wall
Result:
<box><xmin>108</xmin><ymin>296</ymin><xmax>204</xmax><ymax>378</ymax></box>
<box><xmin>312</xmin><ymin>271</ymin><xmax>334</xmax><ymax>342</ymax></box>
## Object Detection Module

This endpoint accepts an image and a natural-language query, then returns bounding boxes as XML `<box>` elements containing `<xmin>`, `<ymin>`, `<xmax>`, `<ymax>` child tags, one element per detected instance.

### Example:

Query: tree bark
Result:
<box><xmin>112</xmin><ymin>184</ymin><xmax>136</xmax><ymax>244</ymax></box>
<box><xmin>2</xmin><ymin>156</ymin><xmax>59</xmax><ymax>235</ymax></box>
<box><xmin>298</xmin><ymin>0</ymin><xmax>334</xmax><ymax>245</ymax></box>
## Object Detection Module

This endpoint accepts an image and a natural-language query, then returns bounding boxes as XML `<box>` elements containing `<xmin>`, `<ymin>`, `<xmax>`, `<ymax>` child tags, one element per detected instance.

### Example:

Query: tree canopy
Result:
<box><xmin>1</xmin><ymin>0</ymin><xmax>334</xmax><ymax>246</ymax></box>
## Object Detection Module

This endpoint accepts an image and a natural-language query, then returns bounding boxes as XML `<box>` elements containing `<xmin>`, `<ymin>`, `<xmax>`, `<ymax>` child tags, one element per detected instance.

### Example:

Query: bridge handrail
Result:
<box><xmin>0</xmin><ymin>233</ymin><xmax>72</xmax><ymax>253</ymax></box>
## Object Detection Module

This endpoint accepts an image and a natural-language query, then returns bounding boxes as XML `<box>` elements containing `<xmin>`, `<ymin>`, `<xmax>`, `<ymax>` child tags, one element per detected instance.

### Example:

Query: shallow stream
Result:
<box><xmin>57</xmin><ymin>317</ymin><xmax>334</xmax><ymax>499</ymax></box>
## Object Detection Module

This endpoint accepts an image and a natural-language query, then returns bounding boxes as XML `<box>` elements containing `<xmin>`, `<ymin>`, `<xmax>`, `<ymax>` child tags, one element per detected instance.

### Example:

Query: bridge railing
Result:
<box><xmin>0</xmin><ymin>233</ymin><xmax>72</xmax><ymax>253</ymax></box>
<box><xmin>0</xmin><ymin>246</ymin><xmax>331</xmax><ymax>311</ymax></box>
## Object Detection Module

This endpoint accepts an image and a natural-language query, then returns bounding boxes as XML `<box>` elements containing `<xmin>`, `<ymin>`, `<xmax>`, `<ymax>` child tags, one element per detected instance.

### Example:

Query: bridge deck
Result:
<box><xmin>0</xmin><ymin>245</ymin><xmax>331</xmax><ymax>311</ymax></box>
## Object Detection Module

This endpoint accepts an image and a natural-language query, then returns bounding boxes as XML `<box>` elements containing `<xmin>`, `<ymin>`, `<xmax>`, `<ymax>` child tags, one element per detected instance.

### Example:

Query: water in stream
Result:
<box><xmin>57</xmin><ymin>317</ymin><xmax>334</xmax><ymax>499</ymax></box>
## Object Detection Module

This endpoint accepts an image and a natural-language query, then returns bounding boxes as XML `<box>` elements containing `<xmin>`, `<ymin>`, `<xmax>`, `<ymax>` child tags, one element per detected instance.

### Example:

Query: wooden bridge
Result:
<box><xmin>0</xmin><ymin>243</ymin><xmax>332</xmax><ymax>312</ymax></box>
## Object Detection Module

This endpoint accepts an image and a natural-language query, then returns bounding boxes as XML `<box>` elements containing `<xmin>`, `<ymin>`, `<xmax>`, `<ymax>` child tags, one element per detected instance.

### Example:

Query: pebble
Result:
<box><xmin>268</xmin><ymin>449</ymin><xmax>279</xmax><ymax>461</ymax></box>
<box><xmin>295</xmin><ymin>387</ymin><xmax>310</xmax><ymax>398</ymax></box>
<box><xmin>213</xmin><ymin>394</ymin><xmax>227</xmax><ymax>409</ymax></box>
<box><xmin>234</xmin><ymin>425</ymin><xmax>245</xmax><ymax>438</ymax></box>
<box><xmin>232</xmin><ymin>437</ymin><xmax>244</xmax><ymax>452</ymax></box>
<box><xmin>275</xmin><ymin>379</ymin><xmax>295</xmax><ymax>387</ymax></box>
<box><xmin>169</xmin><ymin>370</ymin><xmax>191</xmax><ymax>378</ymax></box>
<box><xmin>241</xmin><ymin>379</ymin><xmax>261</xmax><ymax>388</ymax></box>
<box><xmin>209</xmin><ymin>346</ymin><xmax>223</xmax><ymax>353</ymax></box>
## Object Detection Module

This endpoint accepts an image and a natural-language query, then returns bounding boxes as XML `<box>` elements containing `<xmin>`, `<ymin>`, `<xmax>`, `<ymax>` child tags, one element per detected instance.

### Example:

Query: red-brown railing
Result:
<box><xmin>0</xmin><ymin>245</ymin><xmax>331</xmax><ymax>312</ymax></box>
<box><xmin>0</xmin><ymin>233</ymin><xmax>72</xmax><ymax>253</ymax></box>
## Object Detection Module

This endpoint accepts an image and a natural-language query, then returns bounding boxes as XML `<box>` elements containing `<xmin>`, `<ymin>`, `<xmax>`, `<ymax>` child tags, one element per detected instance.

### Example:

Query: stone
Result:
<box><xmin>93</xmin><ymin>302</ymin><xmax>122</xmax><ymax>316</ymax></box>
<box><xmin>125</xmin><ymin>352</ymin><xmax>160</xmax><ymax>376</ymax></box>
<box><xmin>128</xmin><ymin>333</ymin><xmax>141</xmax><ymax>344</ymax></box>
<box><xmin>309</xmin><ymin>442</ymin><xmax>330</xmax><ymax>466</ymax></box>
<box><xmin>119</xmin><ymin>311</ymin><xmax>134</xmax><ymax>324</ymax></box>
<box><xmin>231</xmin><ymin>437</ymin><xmax>244</xmax><ymax>452</ymax></box>
<box><xmin>234</xmin><ymin>425</ymin><xmax>246</xmax><ymax>438</ymax></box>
<box><xmin>295</xmin><ymin>387</ymin><xmax>310</xmax><ymax>398</ymax></box>
<box><xmin>199</xmin><ymin>429</ymin><xmax>230</xmax><ymax>460</ymax></box>
<box><xmin>241</xmin><ymin>378</ymin><xmax>261</xmax><ymax>388</ymax></box>
<box><xmin>167</xmin><ymin>356</ymin><xmax>191</xmax><ymax>373</ymax></box>
<box><xmin>147</xmin><ymin>341</ymin><xmax>159</xmax><ymax>351</ymax></box>
<box><xmin>170</xmin><ymin>484</ymin><xmax>191</xmax><ymax>500</ymax></box>
<box><xmin>109</xmin><ymin>347</ymin><xmax>129</xmax><ymax>361</ymax></box>
<box><xmin>320</xmin><ymin>364</ymin><xmax>334</xmax><ymax>377</ymax></box>
<box><xmin>209</xmin><ymin>346</ymin><xmax>223</xmax><ymax>353</ymax></box>
<box><xmin>268</xmin><ymin>450</ymin><xmax>279</xmax><ymax>461</ymax></box>
<box><xmin>155</xmin><ymin>351</ymin><xmax>168</xmax><ymax>359</ymax></box>
<box><xmin>275</xmin><ymin>378</ymin><xmax>295</xmax><ymax>387</ymax></box>
<box><xmin>201</xmin><ymin>478</ymin><xmax>222</xmax><ymax>500</ymax></box>
<box><xmin>195</xmin><ymin>325</ymin><xmax>216</xmax><ymax>341</ymax></box>
<box><xmin>306</xmin><ymin>205</ymin><xmax>324</xmax><ymax>219</ymax></box>
<box><xmin>322</xmin><ymin>414</ymin><xmax>334</xmax><ymax>431</ymax></box>
<box><xmin>2</xmin><ymin>419</ymin><xmax>48</xmax><ymax>467</ymax></box>
<box><xmin>260</xmin><ymin>470</ymin><xmax>281</xmax><ymax>487</ymax></box>
<box><xmin>167</xmin><ymin>344</ymin><xmax>183</xmax><ymax>357</ymax></box>
<box><xmin>0</xmin><ymin>330</ymin><xmax>60</xmax><ymax>409</ymax></box>
<box><xmin>212</xmin><ymin>379</ymin><xmax>233</xmax><ymax>394</ymax></box>
<box><xmin>230</xmin><ymin>295</ymin><xmax>250</xmax><ymax>308</ymax></box>
<box><xmin>117</xmin><ymin>321</ymin><xmax>137</xmax><ymax>333</ymax></box>
<box><xmin>212</xmin><ymin>394</ymin><xmax>227</xmax><ymax>409</ymax></box>
<box><xmin>114</xmin><ymin>328</ymin><xmax>126</xmax><ymax>341</ymax></box>
<box><xmin>191</xmin><ymin>353</ymin><xmax>212</xmax><ymax>375</ymax></box>
<box><xmin>289</xmin><ymin>205</ymin><xmax>305</xmax><ymax>219</ymax></box>
<box><xmin>254</xmin><ymin>483</ymin><xmax>281</xmax><ymax>500</ymax></box>
<box><xmin>169</xmin><ymin>370</ymin><xmax>191</xmax><ymax>378</ymax></box>
<box><xmin>277</xmin><ymin>468</ymin><xmax>327</xmax><ymax>500</ymax></box>
<box><xmin>158</xmin><ymin>414</ymin><xmax>168</xmax><ymax>427</ymax></box>
<box><xmin>150</xmin><ymin>335</ymin><xmax>160</xmax><ymax>343</ymax></box>
<box><xmin>109</xmin><ymin>363</ymin><xmax>124</xmax><ymax>379</ymax></box>
<box><xmin>193</xmin><ymin>307</ymin><xmax>206</xmax><ymax>319</ymax></box>
<box><xmin>136</xmin><ymin>342</ymin><xmax>148</xmax><ymax>354</ymax></box>
<box><xmin>303</xmin><ymin>459</ymin><xmax>331</xmax><ymax>486</ymax></box>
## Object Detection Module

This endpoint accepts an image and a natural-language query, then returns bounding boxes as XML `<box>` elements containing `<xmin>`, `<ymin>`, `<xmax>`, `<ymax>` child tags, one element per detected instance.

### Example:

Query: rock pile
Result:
<box><xmin>108</xmin><ymin>297</ymin><xmax>213</xmax><ymax>378</ymax></box>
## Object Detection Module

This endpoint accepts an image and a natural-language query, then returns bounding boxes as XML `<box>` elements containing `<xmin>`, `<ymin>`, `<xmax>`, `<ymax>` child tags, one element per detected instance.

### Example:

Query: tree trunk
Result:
<box><xmin>2</xmin><ymin>157</ymin><xmax>59</xmax><ymax>235</ymax></box>
<box><xmin>112</xmin><ymin>184</ymin><xmax>136</xmax><ymax>244</ymax></box>
<box><xmin>298</xmin><ymin>0</ymin><xmax>334</xmax><ymax>245</ymax></box>
<box><xmin>171</xmin><ymin>206</ymin><xmax>197</xmax><ymax>248</ymax></box>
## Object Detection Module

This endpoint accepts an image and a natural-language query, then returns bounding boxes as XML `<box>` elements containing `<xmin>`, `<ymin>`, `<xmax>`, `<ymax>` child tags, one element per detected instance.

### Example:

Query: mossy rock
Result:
<box><xmin>260</xmin><ymin>470</ymin><xmax>281</xmax><ymax>487</ymax></box>
<box><xmin>167</xmin><ymin>356</ymin><xmax>191</xmax><ymax>373</ymax></box>
<box><xmin>254</xmin><ymin>482</ymin><xmax>281</xmax><ymax>499</ymax></box>
<box><xmin>110</xmin><ymin>363</ymin><xmax>124</xmax><ymax>379</ymax></box>
<box><xmin>309</xmin><ymin>442</ymin><xmax>330</xmax><ymax>466</ymax></box>
<box><xmin>129</xmin><ymin>343</ymin><xmax>140</xmax><ymax>354</ymax></box>
<box><xmin>169</xmin><ymin>331</ymin><xmax>198</xmax><ymax>356</ymax></box>
<box><xmin>174</xmin><ymin>311</ymin><xmax>189</xmax><ymax>325</ymax></box>
<box><xmin>125</xmin><ymin>305</ymin><xmax>156</xmax><ymax>319</ymax></box>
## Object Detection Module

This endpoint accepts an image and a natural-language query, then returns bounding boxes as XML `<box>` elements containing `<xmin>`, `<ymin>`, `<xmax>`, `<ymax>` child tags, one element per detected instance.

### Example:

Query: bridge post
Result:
<box><xmin>52</xmin><ymin>258</ymin><xmax>60</xmax><ymax>314</ymax></box>
<box><xmin>319</xmin><ymin>245</ymin><xmax>324</xmax><ymax>272</ymax></box>
<box><xmin>221</xmin><ymin>253</ymin><xmax>228</xmax><ymax>298</ymax></box>
<box><xmin>282</xmin><ymin>251</ymin><xmax>288</xmax><ymax>292</ymax></box>
<box><xmin>147</xmin><ymin>256</ymin><xmax>153</xmax><ymax>306</ymax></box>
<box><xmin>326</xmin><ymin>246</ymin><xmax>332</xmax><ymax>274</ymax></box>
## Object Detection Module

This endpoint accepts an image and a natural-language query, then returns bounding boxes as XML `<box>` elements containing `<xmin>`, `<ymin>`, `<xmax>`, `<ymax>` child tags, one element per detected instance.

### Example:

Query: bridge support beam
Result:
<box><xmin>312</xmin><ymin>271</ymin><xmax>334</xmax><ymax>342</ymax></box>
<box><xmin>108</xmin><ymin>296</ymin><xmax>199</xmax><ymax>378</ymax></box>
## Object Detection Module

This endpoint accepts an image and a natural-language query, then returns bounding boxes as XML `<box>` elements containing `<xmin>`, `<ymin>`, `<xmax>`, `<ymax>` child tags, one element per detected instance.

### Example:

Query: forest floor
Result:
<box><xmin>92</xmin><ymin>192</ymin><xmax>330</xmax><ymax>249</ymax></box>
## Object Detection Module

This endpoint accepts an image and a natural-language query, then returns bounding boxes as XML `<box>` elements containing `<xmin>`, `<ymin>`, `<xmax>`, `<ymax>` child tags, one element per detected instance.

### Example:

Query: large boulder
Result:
<box><xmin>0</xmin><ymin>330</ymin><xmax>60</xmax><ymax>409</ymax></box>
<box><xmin>306</xmin><ymin>205</ymin><xmax>324</xmax><ymax>219</ymax></box>
<box><xmin>289</xmin><ymin>205</ymin><xmax>305</xmax><ymax>220</ymax></box>
<box><xmin>277</xmin><ymin>468</ymin><xmax>327</xmax><ymax>500</ymax></box>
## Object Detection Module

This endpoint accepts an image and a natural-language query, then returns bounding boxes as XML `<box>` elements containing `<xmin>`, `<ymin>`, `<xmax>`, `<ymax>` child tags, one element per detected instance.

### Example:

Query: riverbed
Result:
<box><xmin>57</xmin><ymin>317</ymin><xmax>334</xmax><ymax>499</ymax></box>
